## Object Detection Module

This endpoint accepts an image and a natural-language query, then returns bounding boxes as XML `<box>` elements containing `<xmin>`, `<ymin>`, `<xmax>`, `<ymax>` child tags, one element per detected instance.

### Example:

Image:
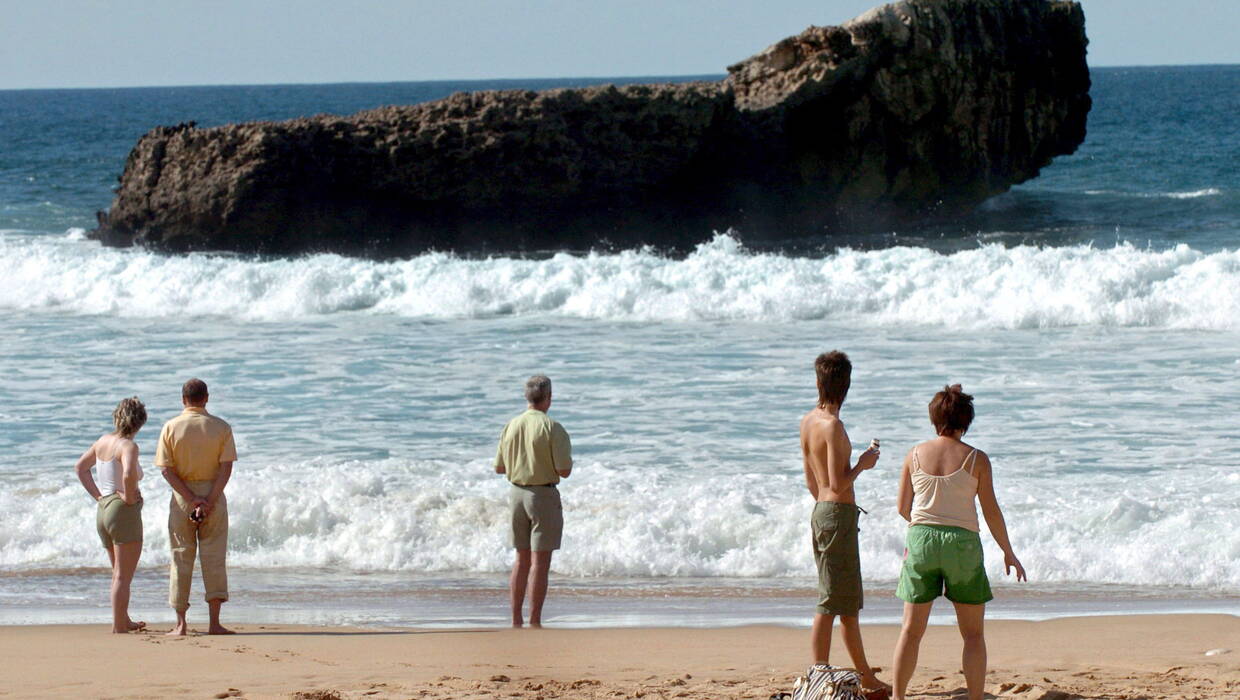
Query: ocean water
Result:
<box><xmin>1</xmin><ymin>66</ymin><xmax>1238</xmax><ymax>627</ymax></box>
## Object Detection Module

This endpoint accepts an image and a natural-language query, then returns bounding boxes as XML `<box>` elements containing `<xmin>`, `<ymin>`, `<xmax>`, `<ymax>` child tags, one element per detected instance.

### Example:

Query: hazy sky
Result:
<box><xmin>2</xmin><ymin>1</ymin><xmax>1237</xmax><ymax>89</ymax></box>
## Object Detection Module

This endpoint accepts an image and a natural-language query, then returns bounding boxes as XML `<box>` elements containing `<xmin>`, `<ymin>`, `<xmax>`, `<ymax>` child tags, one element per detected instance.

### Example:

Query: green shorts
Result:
<box><xmin>897</xmin><ymin>524</ymin><xmax>993</xmax><ymax>605</ymax></box>
<box><xmin>96</xmin><ymin>494</ymin><xmax>143</xmax><ymax>549</ymax></box>
<box><xmin>811</xmin><ymin>501</ymin><xmax>863</xmax><ymax>616</ymax></box>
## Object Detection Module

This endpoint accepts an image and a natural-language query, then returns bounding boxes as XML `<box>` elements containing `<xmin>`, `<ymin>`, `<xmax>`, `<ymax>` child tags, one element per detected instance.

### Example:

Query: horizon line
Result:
<box><xmin>2</xmin><ymin>62</ymin><xmax>1237</xmax><ymax>93</ymax></box>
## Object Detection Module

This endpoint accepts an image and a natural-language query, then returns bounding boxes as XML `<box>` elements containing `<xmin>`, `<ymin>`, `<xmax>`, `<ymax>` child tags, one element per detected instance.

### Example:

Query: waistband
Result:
<box><xmin>813</xmin><ymin>501</ymin><xmax>866</xmax><ymax>514</ymax></box>
<box><xmin>98</xmin><ymin>494</ymin><xmax>143</xmax><ymax>506</ymax></box>
<box><xmin>908</xmin><ymin>523</ymin><xmax>980</xmax><ymax>535</ymax></box>
<box><xmin>511</xmin><ymin>482</ymin><xmax>557</xmax><ymax>488</ymax></box>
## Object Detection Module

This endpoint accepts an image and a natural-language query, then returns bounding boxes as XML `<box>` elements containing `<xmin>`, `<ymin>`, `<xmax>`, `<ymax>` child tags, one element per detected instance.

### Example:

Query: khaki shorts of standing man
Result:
<box><xmin>494</xmin><ymin>374</ymin><xmax>573</xmax><ymax>628</ymax></box>
<box><xmin>156</xmin><ymin>378</ymin><xmax>238</xmax><ymax>636</ymax></box>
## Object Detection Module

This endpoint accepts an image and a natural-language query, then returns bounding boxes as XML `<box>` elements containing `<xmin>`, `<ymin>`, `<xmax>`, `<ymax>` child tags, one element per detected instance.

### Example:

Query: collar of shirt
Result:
<box><xmin>182</xmin><ymin>406</ymin><xmax>209</xmax><ymax>415</ymax></box>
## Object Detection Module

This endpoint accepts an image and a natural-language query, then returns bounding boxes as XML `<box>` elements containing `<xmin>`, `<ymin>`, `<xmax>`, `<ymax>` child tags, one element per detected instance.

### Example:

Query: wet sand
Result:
<box><xmin>2</xmin><ymin>614</ymin><xmax>1236</xmax><ymax>699</ymax></box>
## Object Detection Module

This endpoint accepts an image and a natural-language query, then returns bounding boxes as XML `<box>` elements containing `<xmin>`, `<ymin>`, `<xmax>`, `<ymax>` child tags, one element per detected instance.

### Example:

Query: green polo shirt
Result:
<box><xmin>494</xmin><ymin>409</ymin><xmax>572</xmax><ymax>486</ymax></box>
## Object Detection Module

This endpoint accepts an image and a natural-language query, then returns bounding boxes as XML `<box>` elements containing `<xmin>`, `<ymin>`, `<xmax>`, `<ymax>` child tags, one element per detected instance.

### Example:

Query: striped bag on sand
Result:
<box><xmin>772</xmin><ymin>664</ymin><xmax>866</xmax><ymax>700</ymax></box>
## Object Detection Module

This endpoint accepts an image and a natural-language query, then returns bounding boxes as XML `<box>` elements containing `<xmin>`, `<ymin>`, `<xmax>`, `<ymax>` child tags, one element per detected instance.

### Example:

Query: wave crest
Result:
<box><xmin>2</xmin><ymin>232</ymin><xmax>1239</xmax><ymax>329</ymax></box>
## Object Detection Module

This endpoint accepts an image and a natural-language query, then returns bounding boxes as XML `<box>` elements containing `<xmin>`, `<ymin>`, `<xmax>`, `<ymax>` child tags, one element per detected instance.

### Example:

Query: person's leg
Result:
<box><xmin>525</xmin><ymin>487</ymin><xmax>561</xmax><ymax>628</ymax></box>
<box><xmin>111</xmin><ymin>541</ymin><xmax>143</xmax><ymax>633</ymax></box>
<box><xmin>810</xmin><ymin>502</ymin><xmax>841</xmax><ymax>664</ymax></box>
<box><xmin>197</xmin><ymin>493</ymin><xmax>232</xmax><ymax>634</ymax></box>
<box><xmin>811</xmin><ymin>612</ymin><xmax>835</xmax><ymax>664</ymax></box>
<box><xmin>527</xmin><ymin>550</ymin><xmax>553</xmax><ymax>628</ymax></box>
<box><xmin>953</xmin><ymin>602</ymin><xmax>987</xmax><ymax>700</ymax></box>
<box><xmin>892</xmin><ymin>601</ymin><xmax>933</xmax><ymax>700</ymax></box>
<box><xmin>167</xmin><ymin>494</ymin><xmax>196</xmax><ymax>636</ymax></box>
<box><xmin>839</xmin><ymin>615</ymin><xmax>886</xmax><ymax>689</ymax></box>
<box><xmin>509</xmin><ymin>549</ymin><xmax>531</xmax><ymax>627</ymax></box>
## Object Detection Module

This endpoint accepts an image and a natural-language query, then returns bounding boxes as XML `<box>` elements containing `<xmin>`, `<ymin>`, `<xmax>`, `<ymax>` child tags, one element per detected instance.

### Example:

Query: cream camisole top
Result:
<box><xmin>909</xmin><ymin>448</ymin><xmax>980</xmax><ymax>532</ymax></box>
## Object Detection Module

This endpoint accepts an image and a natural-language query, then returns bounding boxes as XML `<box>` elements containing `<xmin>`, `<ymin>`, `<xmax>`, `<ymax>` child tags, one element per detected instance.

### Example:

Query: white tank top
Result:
<box><xmin>909</xmin><ymin>448</ymin><xmax>980</xmax><ymax>532</ymax></box>
<box><xmin>96</xmin><ymin>445</ymin><xmax>142</xmax><ymax>495</ymax></box>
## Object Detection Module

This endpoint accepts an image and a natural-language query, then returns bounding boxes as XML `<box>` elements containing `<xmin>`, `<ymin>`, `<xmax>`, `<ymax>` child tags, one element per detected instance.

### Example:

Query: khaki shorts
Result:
<box><xmin>97</xmin><ymin>494</ymin><xmax>143</xmax><ymax>548</ymax></box>
<box><xmin>510</xmin><ymin>484</ymin><xmax>563</xmax><ymax>551</ymax></box>
<box><xmin>811</xmin><ymin>501</ymin><xmax>862</xmax><ymax>616</ymax></box>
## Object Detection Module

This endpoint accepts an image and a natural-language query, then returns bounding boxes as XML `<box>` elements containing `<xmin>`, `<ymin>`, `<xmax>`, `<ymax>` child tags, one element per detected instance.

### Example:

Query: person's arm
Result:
<box><xmin>494</xmin><ymin>425</ymin><xmax>507</xmax><ymax>474</ymax></box>
<box><xmin>202</xmin><ymin>462</ymin><xmax>232</xmax><ymax>516</ymax></box>
<box><xmin>802</xmin><ymin>436</ymin><xmax>819</xmax><ymax>498</ymax></box>
<box><xmin>74</xmin><ymin>442</ymin><xmax>102</xmax><ymax>501</ymax></box>
<box><xmin>824</xmin><ymin>422</ymin><xmax>879</xmax><ymax>492</ymax></box>
<box><xmin>161</xmin><ymin>467</ymin><xmax>201</xmax><ymax>505</ymax></box>
<box><xmin>155</xmin><ymin>423</ymin><xmax>204</xmax><ymax>507</ymax></box>
<box><xmin>202</xmin><ymin>428</ymin><xmax>238</xmax><ymax>516</ymax></box>
<box><xmin>552</xmin><ymin>424</ymin><xmax>572</xmax><ymax>479</ymax></box>
<box><xmin>117</xmin><ymin>441</ymin><xmax>141</xmax><ymax>505</ymax></box>
<box><xmin>896</xmin><ymin>450</ymin><xmax>914</xmax><ymax>521</ymax></box>
<box><xmin>975</xmin><ymin>452</ymin><xmax>1027</xmax><ymax>582</ymax></box>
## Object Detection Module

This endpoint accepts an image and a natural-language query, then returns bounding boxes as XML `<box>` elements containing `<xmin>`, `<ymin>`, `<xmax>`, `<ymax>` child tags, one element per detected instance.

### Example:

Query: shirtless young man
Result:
<box><xmin>800</xmin><ymin>350</ymin><xmax>887</xmax><ymax>692</ymax></box>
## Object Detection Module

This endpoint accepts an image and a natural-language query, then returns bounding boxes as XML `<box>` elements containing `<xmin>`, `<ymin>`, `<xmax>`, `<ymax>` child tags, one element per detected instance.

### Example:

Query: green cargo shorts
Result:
<box><xmin>811</xmin><ymin>501</ymin><xmax>863</xmax><ymax>616</ymax></box>
<box><xmin>897</xmin><ymin>524</ymin><xmax>993</xmax><ymax>605</ymax></box>
<box><xmin>96</xmin><ymin>494</ymin><xmax>143</xmax><ymax>549</ymax></box>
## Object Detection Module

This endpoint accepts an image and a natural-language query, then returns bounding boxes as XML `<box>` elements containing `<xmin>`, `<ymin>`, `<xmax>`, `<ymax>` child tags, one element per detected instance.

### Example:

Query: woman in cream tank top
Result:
<box><xmin>890</xmin><ymin>385</ymin><xmax>1027</xmax><ymax>700</ymax></box>
<box><xmin>73</xmin><ymin>397</ymin><xmax>148</xmax><ymax>634</ymax></box>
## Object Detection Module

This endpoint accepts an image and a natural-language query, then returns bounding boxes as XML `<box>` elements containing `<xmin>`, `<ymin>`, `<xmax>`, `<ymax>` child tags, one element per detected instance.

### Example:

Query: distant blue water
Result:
<box><xmin>1</xmin><ymin>66</ymin><xmax>1238</xmax><ymax>248</ymax></box>
<box><xmin>1</xmin><ymin>67</ymin><xmax>1237</xmax><ymax>628</ymax></box>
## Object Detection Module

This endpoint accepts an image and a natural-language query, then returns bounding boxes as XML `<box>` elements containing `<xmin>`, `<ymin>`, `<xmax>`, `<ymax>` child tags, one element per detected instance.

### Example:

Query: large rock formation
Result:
<box><xmin>93</xmin><ymin>0</ymin><xmax>1090</xmax><ymax>255</ymax></box>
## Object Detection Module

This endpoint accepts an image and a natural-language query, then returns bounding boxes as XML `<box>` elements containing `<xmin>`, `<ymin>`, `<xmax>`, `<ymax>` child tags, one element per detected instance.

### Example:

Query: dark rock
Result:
<box><xmin>92</xmin><ymin>0</ymin><xmax>1090</xmax><ymax>255</ymax></box>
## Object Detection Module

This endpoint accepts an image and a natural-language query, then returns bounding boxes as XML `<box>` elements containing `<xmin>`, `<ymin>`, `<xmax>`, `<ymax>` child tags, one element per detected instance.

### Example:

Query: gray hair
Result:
<box><xmin>524</xmin><ymin>374</ymin><xmax>552</xmax><ymax>404</ymax></box>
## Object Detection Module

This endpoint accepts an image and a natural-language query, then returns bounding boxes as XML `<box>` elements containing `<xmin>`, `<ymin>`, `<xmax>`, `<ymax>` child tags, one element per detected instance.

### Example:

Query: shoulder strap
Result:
<box><xmin>962</xmin><ymin>449</ymin><xmax>979</xmax><ymax>476</ymax></box>
<box><xmin>911</xmin><ymin>449</ymin><xmax>922</xmax><ymax>472</ymax></box>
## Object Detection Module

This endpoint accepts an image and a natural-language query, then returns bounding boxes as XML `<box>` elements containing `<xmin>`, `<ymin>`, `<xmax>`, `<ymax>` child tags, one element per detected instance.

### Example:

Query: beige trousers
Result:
<box><xmin>168</xmin><ymin>480</ymin><xmax>228</xmax><ymax>611</ymax></box>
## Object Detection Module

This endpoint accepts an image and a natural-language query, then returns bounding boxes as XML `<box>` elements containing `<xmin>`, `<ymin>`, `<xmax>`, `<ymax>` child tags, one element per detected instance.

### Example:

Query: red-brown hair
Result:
<box><xmin>929</xmin><ymin>384</ymin><xmax>974</xmax><ymax>435</ymax></box>
<box><xmin>815</xmin><ymin>351</ymin><xmax>851</xmax><ymax>408</ymax></box>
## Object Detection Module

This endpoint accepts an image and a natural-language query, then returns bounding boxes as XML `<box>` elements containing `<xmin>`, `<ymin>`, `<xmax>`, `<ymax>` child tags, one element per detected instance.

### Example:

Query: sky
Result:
<box><xmin>1</xmin><ymin>0</ymin><xmax>1237</xmax><ymax>90</ymax></box>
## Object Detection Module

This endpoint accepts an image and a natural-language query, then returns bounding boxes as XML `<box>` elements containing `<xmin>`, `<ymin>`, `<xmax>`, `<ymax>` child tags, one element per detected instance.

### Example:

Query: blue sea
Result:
<box><xmin>0</xmin><ymin>67</ymin><xmax>1237</xmax><ymax>628</ymax></box>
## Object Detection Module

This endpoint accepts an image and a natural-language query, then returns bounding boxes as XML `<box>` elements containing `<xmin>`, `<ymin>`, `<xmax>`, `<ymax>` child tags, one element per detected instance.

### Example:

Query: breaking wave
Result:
<box><xmin>2</xmin><ymin>232</ymin><xmax>1240</xmax><ymax>329</ymax></box>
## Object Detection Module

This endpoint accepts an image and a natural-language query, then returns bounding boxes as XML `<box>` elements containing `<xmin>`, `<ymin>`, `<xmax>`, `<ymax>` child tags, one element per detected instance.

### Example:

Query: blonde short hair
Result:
<box><xmin>112</xmin><ymin>397</ymin><xmax>147</xmax><ymax>439</ymax></box>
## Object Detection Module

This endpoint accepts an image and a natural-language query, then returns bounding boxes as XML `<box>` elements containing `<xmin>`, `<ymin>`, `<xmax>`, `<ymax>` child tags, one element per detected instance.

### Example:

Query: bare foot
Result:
<box><xmin>166</xmin><ymin>622</ymin><xmax>188</xmax><ymax>636</ymax></box>
<box><xmin>207</xmin><ymin>624</ymin><xmax>236</xmax><ymax>635</ymax></box>
<box><xmin>127</xmin><ymin>620</ymin><xmax>147</xmax><ymax>632</ymax></box>
<box><xmin>529</xmin><ymin>621</ymin><xmax>543</xmax><ymax>629</ymax></box>
<box><xmin>860</xmin><ymin>671</ymin><xmax>891</xmax><ymax>694</ymax></box>
<box><xmin>512</xmin><ymin>621</ymin><xmax>524</xmax><ymax>628</ymax></box>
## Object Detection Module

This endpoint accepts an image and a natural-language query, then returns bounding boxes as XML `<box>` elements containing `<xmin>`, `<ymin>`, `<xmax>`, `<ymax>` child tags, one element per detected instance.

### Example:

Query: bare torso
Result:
<box><xmin>800</xmin><ymin>407</ymin><xmax>856</xmax><ymax>503</ymax></box>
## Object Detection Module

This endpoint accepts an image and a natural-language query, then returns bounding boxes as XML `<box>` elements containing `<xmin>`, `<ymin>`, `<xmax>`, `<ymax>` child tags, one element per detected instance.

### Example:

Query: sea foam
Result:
<box><xmin>2</xmin><ymin>232</ymin><xmax>1239</xmax><ymax>329</ymax></box>
<box><xmin>2</xmin><ymin>456</ymin><xmax>1236</xmax><ymax>591</ymax></box>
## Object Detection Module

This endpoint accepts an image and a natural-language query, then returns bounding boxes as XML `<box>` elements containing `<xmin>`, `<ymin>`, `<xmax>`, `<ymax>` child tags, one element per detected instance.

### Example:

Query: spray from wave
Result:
<box><xmin>2</xmin><ymin>232</ymin><xmax>1239</xmax><ymax>329</ymax></box>
<box><xmin>2</xmin><ymin>457</ymin><xmax>1236</xmax><ymax>591</ymax></box>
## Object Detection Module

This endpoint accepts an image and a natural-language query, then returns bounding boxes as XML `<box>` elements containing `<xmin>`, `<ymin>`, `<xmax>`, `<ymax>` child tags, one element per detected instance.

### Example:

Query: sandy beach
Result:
<box><xmin>2</xmin><ymin>614</ymin><xmax>1235</xmax><ymax>699</ymax></box>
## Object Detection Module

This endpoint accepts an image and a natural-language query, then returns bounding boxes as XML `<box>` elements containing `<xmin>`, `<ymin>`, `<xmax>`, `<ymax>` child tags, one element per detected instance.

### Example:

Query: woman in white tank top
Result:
<box><xmin>74</xmin><ymin>397</ymin><xmax>148</xmax><ymax>633</ymax></box>
<box><xmin>890</xmin><ymin>385</ymin><xmax>1026</xmax><ymax>700</ymax></box>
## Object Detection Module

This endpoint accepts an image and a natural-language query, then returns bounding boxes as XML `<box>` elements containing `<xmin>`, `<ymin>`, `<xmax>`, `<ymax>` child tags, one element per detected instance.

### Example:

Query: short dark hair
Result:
<box><xmin>182</xmin><ymin>378</ymin><xmax>209</xmax><ymax>404</ymax></box>
<box><xmin>929</xmin><ymin>384</ymin><xmax>974</xmax><ymax>435</ymax></box>
<box><xmin>524</xmin><ymin>374</ymin><xmax>552</xmax><ymax>404</ymax></box>
<box><xmin>815</xmin><ymin>351</ymin><xmax>851</xmax><ymax>407</ymax></box>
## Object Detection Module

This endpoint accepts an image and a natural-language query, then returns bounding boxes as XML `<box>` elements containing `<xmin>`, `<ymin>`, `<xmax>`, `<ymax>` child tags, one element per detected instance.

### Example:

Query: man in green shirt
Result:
<box><xmin>494</xmin><ymin>374</ymin><xmax>572</xmax><ymax>628</ymax></box>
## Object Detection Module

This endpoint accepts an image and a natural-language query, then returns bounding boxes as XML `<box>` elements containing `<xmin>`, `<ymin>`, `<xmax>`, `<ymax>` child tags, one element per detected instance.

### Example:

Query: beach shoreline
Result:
<box><xmin>4</xmin><ymin>567</ymin><xmax>1237</xmax><ymax>631</ymax></box>
<box><xmin>5</xmin><ymin>614</ymin><xmax>1236</xmax><ymax>699</ymax></box>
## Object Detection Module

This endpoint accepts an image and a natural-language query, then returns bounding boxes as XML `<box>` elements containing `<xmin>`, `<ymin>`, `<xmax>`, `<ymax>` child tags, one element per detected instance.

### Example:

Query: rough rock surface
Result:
<box><xmin>93</xmin><ymin>0</ymin><xmax>1090</xmax><ymax>255</ymax></box>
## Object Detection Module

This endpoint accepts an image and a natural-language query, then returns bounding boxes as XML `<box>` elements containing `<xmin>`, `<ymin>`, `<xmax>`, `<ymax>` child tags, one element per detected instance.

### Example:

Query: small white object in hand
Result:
<box><xmin>1204</xmin><ymin>648</ymin><xmax>1230</xmax><ymax>656</ymax></box>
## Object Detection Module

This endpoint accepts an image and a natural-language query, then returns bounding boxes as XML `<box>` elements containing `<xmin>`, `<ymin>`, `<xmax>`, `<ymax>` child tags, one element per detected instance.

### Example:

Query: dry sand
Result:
<box><xmin>1</xmin><ymin>614</ymin><xmax>1236</xmax><ymax>699</ymax></box>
